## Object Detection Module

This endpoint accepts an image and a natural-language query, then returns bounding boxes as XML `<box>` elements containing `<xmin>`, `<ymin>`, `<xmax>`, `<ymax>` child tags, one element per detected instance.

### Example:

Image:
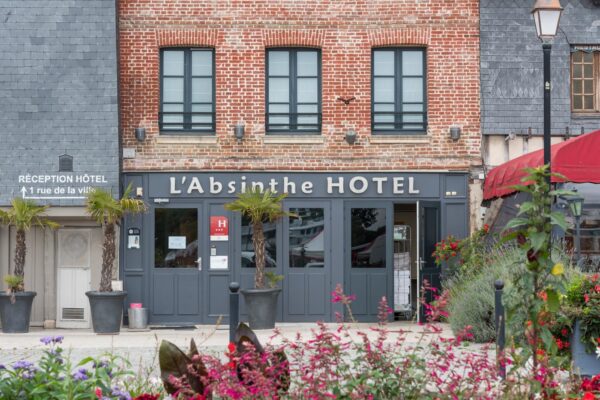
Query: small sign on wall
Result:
<box><xmin>210</xmin><ymin>216</ymin><xmax>229</xmax><ymax>241</ymax></box>
<box><xmin>168</xmin><ymin>236</ymin><xmax>186</xmax><ymax>249</ymax></box>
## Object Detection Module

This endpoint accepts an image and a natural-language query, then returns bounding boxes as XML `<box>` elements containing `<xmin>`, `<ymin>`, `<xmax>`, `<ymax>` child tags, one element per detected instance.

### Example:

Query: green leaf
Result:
<box><xmin>549</xmin><ymin>212</ymin><xmax>567</xmax><ymax>230</ymax></box>
<box><xmin>516</xmin><ymin>202</ymin><xmax>535</xmax><ymax>216</ymax></box>
<box><xmin>503</xmin><ymin>218</ymin><xmax>528</xmax><ymax>230</ymax></box>
<box><xmin>540</xmin><ymin>327</ymin><xmax>558</xmax><ymax>354</ymax></box>
<box><xmin>529</xmin><ymin>231</ymin><xmax>547</xmax><ymax>252</ymax></box>
<box><xmin>546</xmin><ymin>289</ymin><xmax>560</xmax><ymax>313</ymax></box>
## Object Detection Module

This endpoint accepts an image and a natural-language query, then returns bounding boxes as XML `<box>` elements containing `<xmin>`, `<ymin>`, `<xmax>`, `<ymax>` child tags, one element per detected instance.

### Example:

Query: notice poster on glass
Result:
<box><xmin>210</xmin><ymin>255</ymin><xmax>228</xmax><ymax>270</ymax></box>
<box><xmin>168</xmin><ymin>236</ymin><xmax>186</xmax><ymax>249</ymax></box>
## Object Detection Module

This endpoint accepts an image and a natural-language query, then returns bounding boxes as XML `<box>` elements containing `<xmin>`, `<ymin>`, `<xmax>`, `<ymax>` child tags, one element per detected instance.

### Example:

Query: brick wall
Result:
<box><xmin>119</xmin><ymin>0</ymin><xmax>481</xmax><ymax>172</ymax></box>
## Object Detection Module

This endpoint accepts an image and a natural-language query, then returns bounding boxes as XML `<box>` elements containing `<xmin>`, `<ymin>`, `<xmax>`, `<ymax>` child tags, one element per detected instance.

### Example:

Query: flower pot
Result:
<box><xmin>241</xmin><ymin>288</ymin><xmax>281</xmax><ymax>330</ymax></box>
<box><xmin>571</xmin><ymin>320</ymin><xmax>600</xmax><ymax>377</ymax></box>
<box><xmin>0</xmin><ymin>291</ymin><xmax>37</xmax><ymax>333</ymax></box>
<box><xmin>86</xmin><ymin>291</ymin><xmax>127</xmax><ymax>334</ymax></box>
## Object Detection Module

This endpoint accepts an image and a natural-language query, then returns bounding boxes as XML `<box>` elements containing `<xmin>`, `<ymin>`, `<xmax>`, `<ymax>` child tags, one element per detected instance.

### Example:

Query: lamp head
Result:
<box><xmin>532</xmin><ymin>0</ymin><xmax>563</xmax><ymax>41</ymax></box>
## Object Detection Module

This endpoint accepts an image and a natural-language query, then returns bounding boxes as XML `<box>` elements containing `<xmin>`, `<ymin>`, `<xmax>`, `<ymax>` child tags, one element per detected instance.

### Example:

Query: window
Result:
<box><xmin>571</xmin><ymin>49</ymin><xmax>600</xmax><ymax>113</ymax></box>
<box><xmin>350</xmin><ymin>208</ymin><xmax>387</xmax><ymax>268</ymax></box>
<box><xmin>154</xmin><ymin>208</ymin><xmax>198</xmax><ymax>268</ymax></box>
<box><xmin>372</xmin><ymin>48</ymin><xmax>427</xmax><ymax>134</ymax></box>
<box><xmin>160</xmin><ymin>48</ymin><xmax>215</xmax><ymax>133</ymax></box>
<box><xmin>289</xmin><ymin>208</ymin><xmax>325</xmax><ymax>268</ymax></box>
<box><xmin>266</xmin><ymin>49</ymin><xmax>321</xmax><ymax>133</ymax></box>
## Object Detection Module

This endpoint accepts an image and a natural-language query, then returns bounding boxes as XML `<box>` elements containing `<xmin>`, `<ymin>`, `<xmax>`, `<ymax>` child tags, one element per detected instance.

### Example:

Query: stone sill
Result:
<box><xmin>263</xmin><ymin>135</ymin><xmax>325</xmax><ymax>145</ymax></box>
<box><xmin>155</xmin><ymin>135</ymin><xmax>218</xmax><ymax>145</ymax></box>
<box><xmin>369</xmin><ymin>135</ymin><xmax>431</xmax><ymax>144</ymax></box>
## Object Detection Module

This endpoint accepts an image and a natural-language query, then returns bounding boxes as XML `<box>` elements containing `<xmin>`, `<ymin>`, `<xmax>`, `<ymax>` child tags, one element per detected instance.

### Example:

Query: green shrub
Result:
<box><xmin>447</xmin><ymin>244</ymin><xmax>522</xmax><ymax>342</ymax></box>
<box><xmin>447</xmin><ymin>241</ymin><xmax>576</xmax><ymax>344</ymax></box>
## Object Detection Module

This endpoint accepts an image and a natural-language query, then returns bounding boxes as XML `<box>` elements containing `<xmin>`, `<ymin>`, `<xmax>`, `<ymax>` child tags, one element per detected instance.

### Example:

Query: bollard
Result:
<box><xmin>229</xmin><ymin>282</ymin><xmax>240</xmax><ymax>344</ymax></box>
<box><xmin>494</xmin><ymin>279</ymin><xmax>506</xmax><ymax>379</ymax></box>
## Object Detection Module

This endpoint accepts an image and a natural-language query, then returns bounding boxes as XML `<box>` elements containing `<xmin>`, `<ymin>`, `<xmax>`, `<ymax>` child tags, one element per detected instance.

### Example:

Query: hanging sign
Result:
<box><xmin>210</xmin><ymin>216</ymin><xmax>229</xmax><ymax>241</ymax></box>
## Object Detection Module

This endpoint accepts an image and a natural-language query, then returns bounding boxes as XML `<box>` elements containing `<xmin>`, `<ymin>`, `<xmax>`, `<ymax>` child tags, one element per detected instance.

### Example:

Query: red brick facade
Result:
<box><xmin>119</xmin><ymin>0</ymin><xmax>481</xmax><ymax>172</ymax></box>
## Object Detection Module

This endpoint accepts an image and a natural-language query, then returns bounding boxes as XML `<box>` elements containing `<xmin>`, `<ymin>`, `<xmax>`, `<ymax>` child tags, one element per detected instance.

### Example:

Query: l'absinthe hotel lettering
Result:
<box><xmin>169</xmin><ymin>175</ymin><xmax>420</xmax><ymax>196</ymax></box>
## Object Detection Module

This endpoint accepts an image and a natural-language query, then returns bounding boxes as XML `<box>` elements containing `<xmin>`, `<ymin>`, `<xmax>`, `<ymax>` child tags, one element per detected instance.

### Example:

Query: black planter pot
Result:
<box><xmin>241</xmin><ymin>288</ymin><xmax>281</xmax><ymax>330</ymax></box>
<box><xmin>0</xmin><ymin>291</ymin><xmax>37</xmax><ymax>333</ymax></box>
<box><xmin>571</xmin><ymin>320</ymin><xmax>600</xmax><ymax>377</ymax></box>
<box><xmin>86</xmin><ymin>291</ymin><xmax>127</xmax><ymax>334</ymax></box>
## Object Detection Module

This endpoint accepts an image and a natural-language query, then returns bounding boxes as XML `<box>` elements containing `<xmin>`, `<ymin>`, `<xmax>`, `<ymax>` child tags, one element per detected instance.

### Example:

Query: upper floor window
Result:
<box><xmin>372</xmin><ymin>48</ymin><xmax>427</xmax><ymax>134</ymax></box>
<box><xmin>266</xmin><ymin>49</ymin><xmax>321</xmax><ymax>134</ymax></box>
<box><xmin>160</xmin><ymin>48</ymin><xmax>215</xmax><ymax>133</ymax></box>
<box><xmin>572</xmin><ymin>48</ymin><xmax>599</xmax><ymax>113</ymax></box>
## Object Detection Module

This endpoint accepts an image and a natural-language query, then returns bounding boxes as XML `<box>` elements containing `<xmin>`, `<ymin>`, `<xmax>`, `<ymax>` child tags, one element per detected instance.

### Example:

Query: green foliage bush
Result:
<box><xmin>447</xmin><ymin>242</ymin><xmax>575</xmax><ymax>343</ymax></box>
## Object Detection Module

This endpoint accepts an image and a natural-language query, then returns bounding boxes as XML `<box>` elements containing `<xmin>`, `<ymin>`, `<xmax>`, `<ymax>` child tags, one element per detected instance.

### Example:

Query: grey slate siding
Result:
<box><xmin>0</xmin><ymin>0</ymin><xmax>119</xmax><ymax>206</ymax></box>
<box><xmin>481</xmin><ymin>0</ymin><xmax>600</xmax><ymax>136</ymax></box>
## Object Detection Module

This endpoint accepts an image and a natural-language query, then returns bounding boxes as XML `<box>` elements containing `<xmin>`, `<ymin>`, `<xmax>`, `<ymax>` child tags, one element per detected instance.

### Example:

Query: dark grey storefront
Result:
<box><xmin>121</xmin><ymin>172</ymin><xmax>469</xmax><ymax>325</ymax></box>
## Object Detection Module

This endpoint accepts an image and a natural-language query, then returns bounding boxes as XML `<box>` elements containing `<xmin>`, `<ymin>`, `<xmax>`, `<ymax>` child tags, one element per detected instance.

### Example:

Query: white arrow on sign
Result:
<box><xmin>20</xmin><ymin>186</ymin><xmax>85</xmax><ymax>200</ymax></box>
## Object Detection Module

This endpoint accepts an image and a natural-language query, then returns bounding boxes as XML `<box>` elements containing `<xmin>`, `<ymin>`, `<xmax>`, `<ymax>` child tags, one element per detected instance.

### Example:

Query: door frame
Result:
<box><xmin>344</xmin><ymin>201</ymin><xmax>394</xmax><ymax>322</ymax></box>
<box><xmin>417</xmin><ymin>201</ymin><xmax>441</xmax><ymax>323</ymax></box>
<box><xmin>282</xmin><ymin>200</ymin><xmax>332</xmax><ymax>322</ymax></box>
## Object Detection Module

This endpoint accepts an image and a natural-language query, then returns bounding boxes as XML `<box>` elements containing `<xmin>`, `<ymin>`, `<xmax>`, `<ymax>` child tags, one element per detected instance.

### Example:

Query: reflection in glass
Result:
<box><xmin>289</xmin><ymin>208</ymin><xmax>325</xmax><ymax>268</ymax></box>
<box><xmin>351</xmin><ymin>208</ymin><xmax>386</xmax><ymax>268</ymax></box>
<box><xmin>155</xmin><ymin>209</ymin><xmax>198</xmax><ymax>268</ymax></box>
<box><xmin>241</xmin><ymin>215</ymin><xmax>277</xmax><ymax>268</ymax></box>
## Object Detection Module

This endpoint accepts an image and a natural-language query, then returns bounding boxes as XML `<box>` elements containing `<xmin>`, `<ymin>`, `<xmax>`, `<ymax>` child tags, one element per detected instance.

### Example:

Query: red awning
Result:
<box><xmin>483</xmin><ymin>129</ymin><xmax>600</xmax><ymax>201</ymax></box>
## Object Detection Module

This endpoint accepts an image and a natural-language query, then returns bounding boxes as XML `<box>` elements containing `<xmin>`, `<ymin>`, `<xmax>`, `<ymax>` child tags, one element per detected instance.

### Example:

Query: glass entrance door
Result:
<box><xmin>345</xmin><ymin>202</ymin><xmax>394</xmax><ymax>322</ymax></box>
<box><xmin>283</xmin><ymin>202</ymin><xmax>331</xmax><ymax>322</ymax></box>
<box><xmin>151</xmin><ymin>206</ymin><xmax>203</xmax><ymax>324</ymax></box>
<box><xmin>418</xmin><ymin>201</ymin><xmax>441</xmax><ymax>323</ymax></box>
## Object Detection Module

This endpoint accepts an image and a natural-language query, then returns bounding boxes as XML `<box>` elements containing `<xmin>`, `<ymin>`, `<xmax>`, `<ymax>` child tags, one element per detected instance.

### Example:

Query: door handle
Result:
<box><xmin>195</xmin><ymin>257</ymin><xmax>202</xmax><ymax>271</ymax></box>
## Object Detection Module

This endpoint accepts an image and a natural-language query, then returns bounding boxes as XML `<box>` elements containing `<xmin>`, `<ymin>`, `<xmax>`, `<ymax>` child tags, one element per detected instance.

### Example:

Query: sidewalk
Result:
<box><xmin>0</xmin><ymin>322</ymin><xmax>492</xmax><ymax>374</ymax></box>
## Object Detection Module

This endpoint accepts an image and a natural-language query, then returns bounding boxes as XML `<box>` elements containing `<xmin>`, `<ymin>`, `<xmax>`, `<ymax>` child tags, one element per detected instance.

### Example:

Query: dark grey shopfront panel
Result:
<box><xmin>121</xmin><ymin>172</ymin><xmax>468</xmax><ymax>325</ymax></box>
<box><xmin>204</xmin><ymin>203</ymin><xmax>233</xmax><ymax>324</ymax></box>
<box><xmin>283</xmin><ymin>202</ymin><xmax>331</xmax><ymax>321</ymax></box>
<box><xmin>345</xmin><ymin>202</ymin><xmax>393</xmax><ymax>322</ymax></box>
<box><xmin>151</xmin><ymin>206</ymin><xmax>202</xmax><ymax>324</ymax></box>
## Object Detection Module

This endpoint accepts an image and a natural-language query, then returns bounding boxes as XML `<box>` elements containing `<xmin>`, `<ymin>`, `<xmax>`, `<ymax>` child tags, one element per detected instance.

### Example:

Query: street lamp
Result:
<box><xmin>531</xmin><ymin>0</ymin><xmax>563</xmax><ymax>184</ymax></box>
<box><xmin>561</xmin><ymin>193</ymin><xmax>584</xmax><ymax>265</ymax></box>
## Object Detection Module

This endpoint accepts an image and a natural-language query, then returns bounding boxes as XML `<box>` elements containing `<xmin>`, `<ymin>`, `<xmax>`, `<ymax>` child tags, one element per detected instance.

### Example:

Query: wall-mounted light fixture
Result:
<box><xmin>449</xmin><ymin>126</ymin><xmax>461</xmax><ymax>141</ymax></box>
<box><xmin>134</xmin><ymin>127</ymin><xmax>146</xmax><ymax>142</ymax></box>
<box><xmin>345</xmin><ymin>130</ymin><xmax>357</xmax><ymax>145</ymax></box>
<box><xmin>234</xmin><ymin>124</ymin><xmax>245</xmax><ymax>142</ymax></box>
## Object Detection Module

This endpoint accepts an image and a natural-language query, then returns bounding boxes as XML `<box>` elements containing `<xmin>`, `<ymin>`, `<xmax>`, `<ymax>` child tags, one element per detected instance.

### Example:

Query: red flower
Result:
<box><xmin>585</xmin><ymin>294</ymin><xmax>590</xmax><ymax>303</ymax></box>
<box><xmin>227</xmin><ymin>361</ymin><xmax>236</xmax><ymax>370</ymax></box>
<box><xmin>450</xmin><ymin>242</ymin><xmax>458</xmax><ymax>250</ymax></box>
<box><xmin>582</xmin><ymin>392</ymin><xmax>595</xmax><ymax>400</ymax></box>
<box><xmin>595</xmin><ymin>285</ymin><xmax>600</xmax><ymax>293</ymax></box>
<box><xmin>483</xmin><ymin>224</ymin><xmax>489</xmax><ymax>233</ymax></box>
<box><xmin>227</xmin><ymin>342</ymin><xmax>236</xmax><ymax>354</ymax></box>
<box><xmin>133</xmin><ymin>395</ymin><xmax>160</xmax><ymax>400</ymax></box>
<box><xmin>451</xmin><ymin>251</ymin><xmax>456</xmax><ymax>257</ymax></box>
<box><xmin>95</xmin><ymin>388</ymin><xmax>103</xmax><ymax>399</ymax></box>
<box><xmin>561</xmin><ymin>328</ymin><xmax>568</xmax><ymax>337</ymax></box>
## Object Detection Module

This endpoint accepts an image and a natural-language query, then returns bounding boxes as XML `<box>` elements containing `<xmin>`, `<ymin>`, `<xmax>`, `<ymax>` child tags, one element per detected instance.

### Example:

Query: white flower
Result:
<box><xmin>596</xmin><ymin>346</ymin><xmax>600</xmax><ymax>359</ymax></box>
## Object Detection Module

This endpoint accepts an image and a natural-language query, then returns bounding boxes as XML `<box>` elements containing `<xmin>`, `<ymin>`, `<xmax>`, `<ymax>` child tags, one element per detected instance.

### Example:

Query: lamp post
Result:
<box><xmin>562</xmin><ymin>194</ymin><xmax>584</xmax><ymax>265</ymax></box>
<box><xmin>531</xmin><ymin>0</ymin><xmax>563</xmax><ymax>186</ymax></box>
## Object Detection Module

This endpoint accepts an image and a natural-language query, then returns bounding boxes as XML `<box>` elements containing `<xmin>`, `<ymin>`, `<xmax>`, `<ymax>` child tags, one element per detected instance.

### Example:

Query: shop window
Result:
<box><xmin>289</xmin><ymin>208</ymin><xmax>325</xmax><ymax>268</ymax></box>
<box><xmin>372</xmin><ymin>48</ymin><xmax>427</xmax><ymax>134</ymax></box>
<box><xmin>571</xmin><ymin>49</ymin><xmax>599</xmax><ymax>113</ymax></box>
<box><xmin>350</xmin><ymin>208</ymin><xmax>387</xmax><ymax>268</ymax></box>
<box><xmin>266</xmin><ymin>48</ymin><xmax>321</xmax><ymax>133</ymax></box>
<box><xmin>159</xmin><ymin>48</ymin><xmax>215</xmax><ymax>133</ymax></box>
<box><xmin>154</xmin><ymin>208</ymin><xmax>198</xmax><ymax>268</ymax></box>
<box><xmin>241</xmin><ymin>215</ymin><xmax>277</xmax><ymax>268</ymax></box>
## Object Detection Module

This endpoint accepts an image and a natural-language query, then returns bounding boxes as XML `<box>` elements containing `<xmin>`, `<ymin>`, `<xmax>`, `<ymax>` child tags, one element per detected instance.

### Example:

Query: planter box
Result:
<box><xmin>571</xmin><ymin>320</ymin><xmax>600</xmax><ymax>377</ymax></box>
<box><xmin>0</xmin><ymin>291</ymin><xmax>36</xmax><ymax>333</ymax></box>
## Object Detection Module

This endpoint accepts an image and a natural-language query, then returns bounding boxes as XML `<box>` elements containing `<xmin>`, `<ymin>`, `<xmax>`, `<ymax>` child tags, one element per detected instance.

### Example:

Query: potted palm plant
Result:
<box><xmin>225</xmin><ymin>189</ymin><xmax>290</xmax><ymax>329</ymax></box>
<box><xmin>0</xmin><ymin>198</ymin><xmax>59</xmax><ymax>333</ymax></box>
<box><xmin>85</xmin><ymin>186</ymin><xmax>146</xmax><ymax>334</ymax></box>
